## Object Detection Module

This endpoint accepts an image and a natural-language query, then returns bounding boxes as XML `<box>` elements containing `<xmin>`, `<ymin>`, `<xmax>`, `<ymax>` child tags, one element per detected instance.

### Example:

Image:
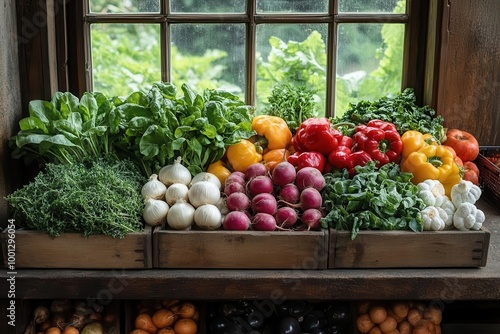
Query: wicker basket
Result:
<box><xmin>475</xmin><ymin>146</ymin><xmax>500</xmax><ymax>208</ymax></box>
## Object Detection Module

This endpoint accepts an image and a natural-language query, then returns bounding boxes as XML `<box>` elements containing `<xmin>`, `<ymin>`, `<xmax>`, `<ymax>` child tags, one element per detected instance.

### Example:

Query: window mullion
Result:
<box><xmin>246</xmin><ymin>0</ymin><xmax>256</xmax><ymax>106</ymax></box>
<box><xmin>162</xmin><ymin>0</ymin><xmax>170</xmax><ymax>82</ymax></box>
<box><xmin>325</xmin><ymin>0</ymin><xmax>338</xmax><ymax>117</ymax></box>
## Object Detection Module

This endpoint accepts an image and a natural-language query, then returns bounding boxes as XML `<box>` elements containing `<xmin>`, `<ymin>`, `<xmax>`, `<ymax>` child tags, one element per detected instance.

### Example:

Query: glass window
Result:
<box><xmin>170</xmin><ymin>24</ymin><xmax>246</xmax><ymax>96</ymax></box>
<box><xmin>79</xmin><ymin>0</ymin><xmax>413</xmax><ymax>117</ymax></box>
<box><xmin>170</xmin><ymin>0</ymin><xmax>245</xmax><ymax>13</ymax></box>
<box><xmin>339</xmin><ymin>0</ymin><xmax>405</xmax><ymax>13</ymax></box>
<box><xmin>90</xmin><ymin>24</ymin><xmax>161</xmax><ymax>97</ymax></box>
<box><xmin>256</xmin><ymin>0</ymin><xmax>328</xmax><ymax>13</ymax></box>
<box><xmin>89</xmin><ymin>0</ymin><xmax>160</xmax><ymax>13</ymax></box>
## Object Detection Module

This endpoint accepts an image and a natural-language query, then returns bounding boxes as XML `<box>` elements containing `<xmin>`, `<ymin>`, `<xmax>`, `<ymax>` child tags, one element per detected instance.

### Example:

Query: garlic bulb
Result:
<box><xmin>190</xmin><ymin>172</ymin><xmax>222</xmax><ymax>191</ymax></box>
<box><xmin>141</xmin><ymin>174</ymin><xmax>167</xmax><ymax>200</ymax></box>
<box><xmin>158</xmin><ymin>157</ymin><xmax>192</xmax><ymax>186</ymax></box>
<box><xmin>143</xmin><ymin>198</ymin><xmax>169</xmax><ymax>226</ymax></box>
<box><xmin>188</xmin><ymin>180</ymin><xmax>221</xmax><ymax>208</ymax></box>
<box><xmin>167</xmin><ymin>200</ymin><xmax>195</xmax><ymax>230</ymax></box>
<box><xmin>165</xmin><ymin>183</ymin><xmax>189</xmax><ymax>206</ymax></box>
<box><xmin>194</xmin><ymin>204</ymin><xmax>222</xmax><ymax>230</ymax></box>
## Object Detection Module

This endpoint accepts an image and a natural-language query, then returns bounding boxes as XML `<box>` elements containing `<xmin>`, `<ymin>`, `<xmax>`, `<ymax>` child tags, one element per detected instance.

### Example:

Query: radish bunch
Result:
<box><xmin>222</xmin><ymin>162</ymin><xmax>325</xmax><ymax>231</ymax></box>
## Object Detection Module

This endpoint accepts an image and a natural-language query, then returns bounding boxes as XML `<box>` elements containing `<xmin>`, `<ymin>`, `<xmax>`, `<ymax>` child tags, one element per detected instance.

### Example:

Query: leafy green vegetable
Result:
<box><xmin>264</xmin><ymin>83</ymin><xmax>318</xmax><ymax>133</ymax></box>
<box><xmin>320</xmin><ymin>161</ymin><xmax>425</xmax><ymax>239</ymax></box>
<box><xmin>331</xmin><ymin>88</ymin><xmax>445</xmax><ymax>142</ymax></box>
<box><xmin>5</xmin><ymin>157</ymin><xmax>145</xmax><ymax>238</ymax></box>
<box><xmin>9</xmin><ymin>82</ymin><xmax>256</xmax><ymax>177</ymax></box>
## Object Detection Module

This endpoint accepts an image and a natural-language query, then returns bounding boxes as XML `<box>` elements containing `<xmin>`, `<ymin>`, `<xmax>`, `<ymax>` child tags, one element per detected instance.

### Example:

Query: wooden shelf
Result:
<box><xmin>1</xmin><ymin>200</ymin><xmax>499</xmax><ymax>301</ymax></box>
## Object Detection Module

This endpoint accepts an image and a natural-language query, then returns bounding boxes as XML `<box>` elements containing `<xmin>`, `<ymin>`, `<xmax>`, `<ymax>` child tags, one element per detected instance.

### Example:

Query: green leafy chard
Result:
<box><xmin>320</xmin><ymin>161</ymin><xmax>425</xmax><ymax>239</ymax></box>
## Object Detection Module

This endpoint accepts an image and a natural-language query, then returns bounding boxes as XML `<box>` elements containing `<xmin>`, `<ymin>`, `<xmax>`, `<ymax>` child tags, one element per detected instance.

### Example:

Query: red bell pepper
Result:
<box><xmin>287</xmin><ymin>151</ymin><xmax>326</xmax><ymax>173</ymax></box>
<box><xmin>327</xmin><ymin>135</ymin><xmax>372</xmax><ymax>176</ymax></box>
<box><xmin>292</xmin><ymin>118</ymin><xmax>343</xmax><ymax>156</ymax></box>
<box><xmin>352</xmin><ymin>119</ymin><xmax>403</xmax><ymax>167</ymax></box>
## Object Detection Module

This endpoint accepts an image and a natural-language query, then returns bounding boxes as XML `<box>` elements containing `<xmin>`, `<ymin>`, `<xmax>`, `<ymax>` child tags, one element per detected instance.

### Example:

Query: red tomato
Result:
<box><xmin>443</xmin><ymin>129</ymin><xmax>480</xmax><ymax>162</ymax></box>
<box><xmin>462</xmin><ymin>161</ymin><xmax>480</xmax><ymax>185</ymax></box>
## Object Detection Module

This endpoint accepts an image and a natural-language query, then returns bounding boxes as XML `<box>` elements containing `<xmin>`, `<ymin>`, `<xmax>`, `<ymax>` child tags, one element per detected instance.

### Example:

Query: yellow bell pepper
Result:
<box><xmin>226</xmin><ymin>139</ymin><xmax>263</xmax><ymax>173</ymax></box>
<box><xmin>401</xmin><ymin>130</ymin><xmax>439</xmax><ymax>159</ymax></box>
<box><xmin>401</xmin><ymin>145</ymin><xmax>458</xmax><ymax>186</ymax></box>
<box><xmin>441</xmin><ymin>162</ymin><xmax>462</xmax><ymax>198</ymax></box>
<box><xmin>207</xmin><ymin>160</ymin><xmax>231</xmax><ymax>186</ymax></box>
<box><xmin>251</xmin><ymin>115</ymin><xmax>292</xmax><ymax>150</ymax></box>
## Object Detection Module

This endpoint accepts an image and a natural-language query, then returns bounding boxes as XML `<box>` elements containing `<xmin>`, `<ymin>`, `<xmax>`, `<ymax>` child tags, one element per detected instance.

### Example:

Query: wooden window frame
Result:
<box><xmin>18</xmin><ymin>0</ymin><xmax>440</xmax><ymax>116</ymax></box>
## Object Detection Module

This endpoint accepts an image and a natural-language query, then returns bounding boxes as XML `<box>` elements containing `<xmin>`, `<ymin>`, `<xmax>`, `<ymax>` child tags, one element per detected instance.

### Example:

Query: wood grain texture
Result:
<box><xmin>1</xmin><ymin>226</ymin><xmax>153</xmax><ymax>269</ymax></box>
<box><xmin>437</xmin><ymin>0</ymin><xmax>500</xmax><ymax>145</ymax></box>
<box><xmin>154</xmin><ymin>228</ymin><xmax>329</xmax><ymax>269</ymax></box>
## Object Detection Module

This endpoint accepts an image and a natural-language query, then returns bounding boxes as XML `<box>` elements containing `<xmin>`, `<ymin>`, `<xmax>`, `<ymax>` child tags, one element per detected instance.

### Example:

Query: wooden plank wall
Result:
<box><xmin>436</xmin><ymin>0</ymin><xmax>500</xmax><ymax>145</ymax></box>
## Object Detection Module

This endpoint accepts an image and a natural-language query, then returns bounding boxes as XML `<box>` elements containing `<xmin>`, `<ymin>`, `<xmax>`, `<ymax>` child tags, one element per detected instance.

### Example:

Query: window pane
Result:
<box><xmin>89</xmin><ymin>0</ymin><xmax>160</xmax><ymax>13</ymax></box>
<box><xmin>170</xmin><ymin>24</ymin><xmax>245</xmax><ymax>96</ymax></box>
<box><xmin>335</xmin><ymin>23</ymin><xmax>404</xmax><ymax>116</ymax></box>
<box><xmin>339</xmin><ymin>0</ymin><xmax>406</xmax><ymax>13</ymax></box>
<box><xmin>257</xmin><ymin>0</ymin><xmax>328</xmax><ymax>13</ymax></box>
<box><xmin>256</xmin><ymin>24</ymin><xmax>327</xmax><ymax>114</ymax></box>
<box><xmin>170</xmin><ymin>0</ymin><xmax>245</xmax><ymax>13</ymax></box>
<box><xmin>91</xmin><ymin>24</ymin><xmax>161</xmax><ymax>97</ymax></box>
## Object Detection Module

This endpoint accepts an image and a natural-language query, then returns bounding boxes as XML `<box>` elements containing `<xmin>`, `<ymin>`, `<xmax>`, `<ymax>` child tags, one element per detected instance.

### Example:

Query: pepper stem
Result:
<box><xmin>427</xmin><ymin>156</ymin><xmax>443</xmax><ymax>168</ymax></box>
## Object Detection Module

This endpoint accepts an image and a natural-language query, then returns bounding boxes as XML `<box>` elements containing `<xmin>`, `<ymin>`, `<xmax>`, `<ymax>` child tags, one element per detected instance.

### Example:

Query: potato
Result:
<box><xmin>81</xmin><ymin>322</ymin><xmax>104</xmax><ymax>334</ymax></box>
<box><xmin>369</xmin><ymin>305</ymin><xmax>388</xmax><ymax>324</ymax></box>
<box><xmin>357</xmin><ymin>313</ymin><xmax>376</xmax><ymax>333</ymax></box>
<box><xmin>424</xmin><ymin>305</ymin><xmax>443</xmax><ymax>325</ymax></box>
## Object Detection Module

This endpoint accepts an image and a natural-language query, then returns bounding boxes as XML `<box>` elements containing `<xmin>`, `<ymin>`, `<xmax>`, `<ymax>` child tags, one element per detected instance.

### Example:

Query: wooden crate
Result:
<box><xmin>1</xmin><ymin>226</ymin><xmax>153</xmax><ymax>269</ymax></box>
<box><xmin>154</xmin><ymin>226</ymin><xmax>329</xmax><ymax>269</ymax></box>
<box><xmin>329</xmin><ymin>227</ymin><xmax>490</xmax><ymax>269</ymax></box>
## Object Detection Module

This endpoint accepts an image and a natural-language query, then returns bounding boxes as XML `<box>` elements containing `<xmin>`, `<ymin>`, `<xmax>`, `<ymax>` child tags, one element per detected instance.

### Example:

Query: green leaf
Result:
<box><xmin>182</xmin><ymin>83</ymin><xmax>198</xmax><ymax>106</ymax></box>
<box><xmin>201</xmin><ymin>123</ymin><xmax>217</xmax><ymax>139</ymax></box>
<box><xmin>19</xmin><ymin>117</ymin><xmax>48</xmax><ymax>133</ymax></box>
<box><xmin>29</xmin><ymin>100</ymin><xmax>61</xmax><ymax>125</ymax></box>
<box><xmin>79</xmin><ymin>92</ymin><xmax>98</xmax><ymax>122</ymax></box>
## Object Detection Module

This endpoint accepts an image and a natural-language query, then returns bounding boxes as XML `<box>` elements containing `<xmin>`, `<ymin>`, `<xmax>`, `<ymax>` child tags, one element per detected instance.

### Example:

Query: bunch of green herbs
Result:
<box><xmin>331</xmin><ymin>88</ymin><xmax>445</xmax><ymax>142</ymax></box>
<box><xmin>264</xmin><ymin>83</ymin><xmax>318</xmax><ymax>133</ymax></box>
<box><xmin>5</xmin><ymin>157</ymin><xmax>145</xmax><ymax>238</ymax></box>
<box><xmin>320</xmin><ymin>161</ymin><xmax>425</xmax><ymax>240</ymax></box>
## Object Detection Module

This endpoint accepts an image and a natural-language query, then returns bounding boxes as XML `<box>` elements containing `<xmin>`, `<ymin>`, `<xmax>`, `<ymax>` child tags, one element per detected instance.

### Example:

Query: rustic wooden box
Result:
<box><xmin>153</xmin><ymin>226</ymin><xmax>329</xmax><ymax>269</ymax></box>
<box><xmin>1</xmin><ymin>226</ymin><xmax>153</xmax><ymax>269</ymax></box>
<box><xmin>329</xmin><ymin>227</ymin><xmax>490</xmax><ymax>269</ymax></box>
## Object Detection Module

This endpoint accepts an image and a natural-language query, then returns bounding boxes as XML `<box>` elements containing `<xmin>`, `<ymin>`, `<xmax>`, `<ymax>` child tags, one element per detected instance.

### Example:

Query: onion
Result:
<box><xmin>272</xmin><ymin>161</ymin><xmax>297</xmax><ymax>186</ymax></box>
<box><xmin>301</xmin><ymin>208</ymin><xmax>323</xmax><ymax>230</ymax></box>
<box><xmin>214</xmin><ymin>197</ymin><xmax>229</xmax><ymax>215</ymax></box>
<box><xmin>247</xmin><ymin>175</ymin><xmax>274</xmax><ymax>197</ymax></box>
<box><xmin>165</xmin><ymin>183</ymin><xmax>189</xmax><ymax>206</ymax></box>
<box><xmin>159</xmin><ymin>157</ymin><xmax>192</xmax><ymax>186</ymax></box>
<box><xmin>226</xmin><ymin>192</ymin><xmax>251</xmax><ymax>211</ymax></box>
<box><xmin>141</xmin><ymin>174</ymin><xmax>167</xmax><ymax>200</ymax></box>
<box><xmin>167</xmin><ymin>200</ymin><xmax>195</xmax><ymax>230</ymax></box>
<box><xmin>143</xmin><ymin>198</ymin><xmax>169</xmax><ymax>226</ymax></box>
<box><xmin>251</xmin><ymin>193</ymin><xmax>278</xmax><ymax>215</ymax></box>
<box><xmin>188</xmin><ymin>180</ymin><xmax>221</xmax><ymax>208</ymax></box>
<box><xmin>295</xmin><ymin>167</ymin><xmax>326</xmax><ymax>191</ymax></box>
<box><xmin>190</xmin><ymin>172</ymin><xmax>222</xmax><ymax>190</ymax></box>
<box><xmin>279</xmin><ymin>183</ymin><xmax>300</xmax><ymax>204</ymax></box>
<box><xmin>252</xmin><ymin>213</ymin><xmax>277</xmax><ymax>231</ymax></box>
<box><xmin>275</xmin><ymin>206</ymin><xmax>298</xmax><ymax>228</ymax></box>
<box><xmin>223</xmin><ymin>211</ymin><xmax>251</xmax><ymax>230</ymax></box>
<box><xmin>245</xmin><ymin>163</ymin><xmax>269</xmax><ymax>180</ymax></box>
<box><xmin>194</xmin><ymin>204</ymin><xmax>222</xmax><ymax>230</ymax></box>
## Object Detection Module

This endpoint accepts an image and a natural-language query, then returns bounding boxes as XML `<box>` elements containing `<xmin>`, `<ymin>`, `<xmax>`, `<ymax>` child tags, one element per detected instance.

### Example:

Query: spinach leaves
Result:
<box><xmin>10</xmin><ymin>82</ymin><xmax>256</xmax><ymax>176</ymax></box>
<box><xmin>320</xmin><ymin>162</ymin><xmax>425</xmax><ymax>239</ymax></box>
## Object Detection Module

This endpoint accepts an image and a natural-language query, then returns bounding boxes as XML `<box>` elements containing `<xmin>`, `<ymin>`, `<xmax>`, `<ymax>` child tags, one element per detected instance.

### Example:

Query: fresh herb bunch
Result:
<box><xmin>265</xmin><ymin>83</ymin><xmax>318</xmax><ymax>133</ymax></box>
<box><xmin>320</xmin><ymin>161</ymin><xmax>425</xmax><ymax>240</ymax></box>
<box><xmin>5</xmin><ymin>157</ymin><xmax>146</xmax><ymax>238</ymax></box>
<box><xmin>331</xmin><ymin>88</ymin><xmax>445</xmax><ymax>142</ymax></box>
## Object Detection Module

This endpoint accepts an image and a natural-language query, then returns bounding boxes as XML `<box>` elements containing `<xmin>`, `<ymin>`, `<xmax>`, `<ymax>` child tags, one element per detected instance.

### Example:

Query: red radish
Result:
<box><xmin>279</xmin><ymin>183</ymin><xmax>300</xmax><ymax>204</ymax></box>
<box><xmin>225</xmin><ymin>173</ymin><xmax>246</xmax><ymax>187</ymax></box>
<box><xmin>272</xmin><ymin>161</ymin><xmax>297</xmax><ymax>186</ymax></box>
<box><xmin>245</xmin><ymin>163</ymin><xmax>269</xmax><ymax>180</ymax></box>
<box><xmin>280</xmin><ymin>187</ymin><xmax>323</xmax><ymax>211</ymax></box>
<box><xmin>247</xmin><ymin>175</ymin><xmax>274</xmax><ymax>196</ymax></box>
<box><xmin>275</xmin><ymin>207</ymin><xmax>298</xmax><ymax>228</ymax></box>
<box><xmin>295</xmin><ymin>167</ymin><xmax>326</xmax><ymax>191</ymax></box>
<box><xmin>224</xmin><ymin>182</ymin><xmax>245</xmax><ymax>196</ymax></box>
<box><xmin>251</xmin><ymin>193</ymin><xmax>278</xmax><ymax>215</ymax></box>
<box><xmin>301</xmin><ymin>208</ymin><xmax>323</xmax><ymax>230</ymax></box>
<box><xmin>226</xmin><ymin>192</ymin><xmax>251</xmax><ymax>211</ymax></box>
<box><xmin>223</xmin><ymin>211</ymin><xmax>251</xmax><ymax>230</ymax></box>
<box><xmin>252</xmin><ymin>213</ymin><xmax>277</xmax><ymax>231</ymax></box>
